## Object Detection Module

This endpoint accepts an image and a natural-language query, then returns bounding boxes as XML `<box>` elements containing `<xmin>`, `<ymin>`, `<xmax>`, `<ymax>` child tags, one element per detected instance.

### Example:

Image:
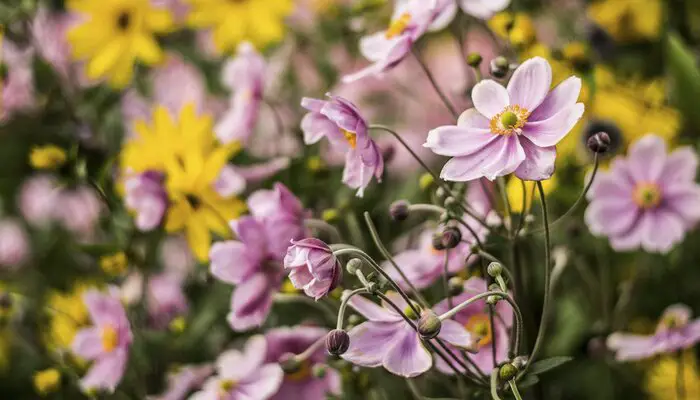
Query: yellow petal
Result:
<box><xmin>186</xmin><ymin>214</ymin><xmax>211</xmax><ymax>262</ymax></box>
<box><xmin>86</xmin><ymin>37</ymin><xmax>126</xmax><ymax>80</ymax></box>
<box><xmin>165</xmin><ymin>198</ymin><xmax>190</xmax><ymax>232</ymax></box>
<box><xmin>133</xmin><ymin>34</ymin><xmax>164</xmax><ymax>65</ymax></box>
<box><xmin>145</xmin><ymin>9</ymin><xmax>175</xmax><ymax>32</ymax></box>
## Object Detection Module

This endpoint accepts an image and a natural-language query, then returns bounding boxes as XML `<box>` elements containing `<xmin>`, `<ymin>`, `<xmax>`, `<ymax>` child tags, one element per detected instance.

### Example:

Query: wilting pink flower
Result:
<box><xmin>55</xmin><ymin>186</ymin><xmax>103</xmax><ymax>237</ymax></box>
<box><xmin>607</xmin><ymin>304</ymin><xmax>700</xmax><ymax>361</ymax></box>
<box><xmin>1</xmin><ymin>37</ymin><xmax>35</xmax><ymax>121</ymax></box>
<box><xmin>432</xmin><ymin>277</ymin><xmax>512</xmax><ymax>374</ymax></box>
<box><xmin>148</xmin><ymin>274</ymin><xmax>189</xmax><ymax>329</ymax></box>
<box><xmin>72</xmin><ymin>288</ymin><xmax>132</xmax><ymax>393</ymax></box>
<box><xmin>343</xmin><ymin>0</ymin><xmax>440</xmax><ymax>82</ymax></box>
<box><xmin>247</xmin><ymin>183</ymin><xmax>308</xmax><ymax>257</ymax></box>
<box><xmin>0</xmin><ymin>219</ymin><xmax>29</xmax><ymax>268</ymax></box>
<box><xmin>264</xmin><ymin>326</ymin><xmax>341</xmax><ymax>400</ymax></box>
<box><xmin>342</xmin><ymin>291</ymin><xmax>475</xmax><ymax>377</ymax></box>
<box><xmin>585</xmin><ymin>135</ymin><xmax>700</xmax><ymax>253</ymax></box>
<box><xmin>425</xmin><ymin>57</ymin><xmax>584</xmax><ymax>181</ymax></box>
<box><xmin>18</xmin><ymin>175</ymin><xmax>61</xmax><ymax>227</ymax></box>
<box><xmin>152</xmin><ymin>364</ymin><xmax>213</xmax><ymax>400</ymax></box>
<box><xmin>216</xmin><ymin>42</ymin><xmax>266</xmax><ymax>145</ymax></box>
<box><xmin>191</xmin><ymin>336</ymin><xmax>284</xmax><ymax>400</ymax></box>
<box><xmin>301</xmin><ymin>95</ymin><xmax>384</xmax><ymax>197</ymax></box>
<box><xmin>125</xmin><ymin>171</ymin><xmax>168</xmax><ymax>231</ymax></box>
<box><xmin>284</xmin><ymin>239</ymin><xmax>341</xmax><ymax>300</ymax></box>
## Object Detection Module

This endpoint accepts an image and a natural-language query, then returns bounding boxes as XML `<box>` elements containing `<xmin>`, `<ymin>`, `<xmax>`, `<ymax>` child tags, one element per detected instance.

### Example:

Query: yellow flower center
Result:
<box><xmin>465</xmin><ymin>314</ymin><xmax>493</xmax><ymax>348</ymax></box>
<box><xmin>285</xmin><ymin>360</ymin><xmax>312</xmax><ymax>382</ymax></box>
<box><xmin>490</xmin><ymin>105</ymin><xmax>530</xmax><ymax>135</ymax></box>
<box><xmin>633</xmin><ymin>183</ymin><xmax>662</xmax><ymax>209</ymax></box>
<box><xmin>342</xmin><ymin>129</ymin><xmax>357</xmax><ymax>149</ymax></box>
<box><xmin>101</xmin><ymin>325</ymin><xmax>119</xmax><ymax>353</ymax></box>
<box><xmin>385</xmin><ymin>13</ymin><xmax>412</xmax><ymax>39</ymax></box>
<box><xmin>661</xmin><ymin>314</ymin><xmax>686</xmax><ymax>330</ymax></box>
<box><xmin>219</xmin><ymin>379</ymin><xmax>237</xmax><ymax>393</ymax></box>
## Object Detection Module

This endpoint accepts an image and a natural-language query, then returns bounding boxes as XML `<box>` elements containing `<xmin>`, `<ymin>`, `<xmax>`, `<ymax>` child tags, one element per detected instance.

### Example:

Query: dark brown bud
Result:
<box><xmin>587</xmin><ymin>131</ymin><xmax>611</xmax><ymax>154</ymax></box>
<box><xmin>326</xmin><ymin>329</ymin><xmax>350</xmax><ymax>356</ymax></box>
<box><xmin>417</xmin><ymin>311</ymin><xmax>442</xmax><ymax>340</ymax></box>
<box><xmin>441</xmin><ymin>226</ymin><xmax>462</xmax><ymax>249</ymax></box>
<box><xmin>390</xmin><ymin>200</ymin><xmax>411</xmax><ymax>221</ymax></box>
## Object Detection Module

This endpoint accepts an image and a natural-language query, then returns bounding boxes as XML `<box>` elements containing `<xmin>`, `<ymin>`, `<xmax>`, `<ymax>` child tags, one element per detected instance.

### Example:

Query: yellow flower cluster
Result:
<box><xmin>29</xmin><ymin>145</ymin><xmax>67</xmax><ymax>170</ymax></box>
<box><xmin>33</xmin><ymin>368</ymin><xmax>61</xmax><ymax>396</ymax></box>
<box><xmin>45</xmin><ymin>282</ymin><xmax>95</xmax><ymax>352</ymax></box>
<box><xmin>99</xmin><ymin>252</ymin><xmax>129</xmax><ymax>277</ymax></box>
<box><xmin>121</xmin><ymin>104</ymin><xmax>246</xmax><ymax>262</ymax></box>
<box><xmin>588</xmin><ymin>0</ymin><xmax>662</xmax><ymax>43</ymax></box>
<box><xmin>646</xmin><ymin>351</ymin><xmax>700</xmax><ymax>400</ymax></box>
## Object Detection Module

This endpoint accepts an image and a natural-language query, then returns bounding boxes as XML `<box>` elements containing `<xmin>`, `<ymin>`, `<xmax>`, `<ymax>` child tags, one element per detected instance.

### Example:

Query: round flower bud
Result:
<box><xmin>441</xmin><ymin>226</ymin><xmax>462</xmax><ymax>249</ymax></box>
<box><xmin>512</xmin><ymin>356</ymin><xmax>528</xmax><ymax>370</ymax></box>
<box><xmin>403</xmin><ymin>301</ymin><xmax>423</xmax><ymax>320</ymax></box>
<box><xmin>448</xmin><ymin>277</ymin><xmax>464</xmax><ymax>296</ymax></box>
<box><xmin>499</xmin><ymin>363</ymin><xmax>518</xmax><ymax>381</ymax></box>
<box><xmin>312</xmin><ymin>364</ymin><xmax>327</xmax><ymax>378</ymax></box>
<box><xmin>587</xmin><ymin>131</ymin><xmax>611</xmax><ymax>154</ymax></box>
<box><xmin>279</xmin><ymin>353</ymin><xmax>301</xmax><ymax>373</ymax></box>
<box><xmin>322</xmin><ymin>209</ymin><xmax>339</xmax><ymax>223</ymax></box>
<box><xmin>417</xmin><ymin>311</ymin><xmax>442</xmax><ymax>340</ymax></box>
<box><xmin>486</xmin><ymin>295</ymin><xmax>500</xmax><ymax>305</ymax></box>
<box><xmin>346</xmin><ymin>258</ymin><xmax>363</xmax><ymax>275</ymax></box>
<box><xmin>419</xmin><ymin>173</ymin><xmax>434</xmax><ymax>190</ymax></box>
<box><xmin>467</xmin><ymin>53</ymin><xmax>483</xmax><ymax>68</ymax></box>
<box><xmin>435</xmin><ymin>187</ymin><xmax>446</xmax><ymax>199</ymax></box>
<box><xmin>487</xmin><ymin>262</ymin><xmax>503</xmax><ymax>277</ymax></box>
<box><xmin>432</xmin><ymin>234</ymin><xmax>446</xmax><ymax>251</ymax></box>
<box><xmin>326</xmin><ymin>329</ymin><xmax>351</xmax><ymax>356</ymax></box>
<box><xmin>390</xmin><ymin>200</ymin><xmax>411</xmax><ymax>221</ymax></box>
<box><xmin>490</xmin><ymin>56</ymin><xmax>510</xmax><ymax>78</ymax></box>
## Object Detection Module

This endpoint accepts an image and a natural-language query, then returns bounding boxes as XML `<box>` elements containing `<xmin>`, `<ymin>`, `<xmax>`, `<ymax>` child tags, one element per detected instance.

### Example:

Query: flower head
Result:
<box><xmin>151</xmin><ymin>364</ymin><xmax>214</xmax><ymax>400</ymax></box>
<box><xmin>301</xmin><ymin>95</ymin><xmax>383</xmax><ymax>197</ymax></box>
<box><xmin>55</xmin><ymin>186</ymin><xmax>103</xmax><ymax>238</ymax></box>
<box><xmin>29</xmin><ymin>145</ymin><xmax>67</xmax><ymax>170</ymax></box>
<box><xmin>67</xmin><ymin>0</ymin><xmax>174</xmax><ymax>88</ymax></box>
<box><xmin>124</xmin><ymin>171</ymin><xmax>168</xmax><ymax>232</ymax></box>
<box><xmin>147</xmin><ymin>274</ymin><xmax>189</xmax><ymax>329</ymax></box>
<box><xmin>425</xmin><ymin>57</ymin><xmax>584</xmax><ymax>182</ymax></box>
<box><xmin>607</xmin><ymin>304</ymin><xmax>700</xmax><ymax>361</ymax></box>
<box><xmin>284</xmin><ymin>238</ymin><xmax>341</xmax><ymax>300</ymax></box>
<box><xmin>432</xmin><ymin>277</ymin><xmax>513</xmax><ymax>374</ymax></box>
<box><xmin>1</xmin><ymin>35</ymin><xmax>35</xmax><ymax>121</ymax></box>
<box><xmin>33</xmin><ymin>368</ymin><xmax>62</xmax><ymax>396</ymax></box>
<box><xmin>585</xmin><ymin>135</ymin><xmax>700</xmax><ymax>253</ymax></box>
<box><xmin>71</xmin><ymin>288</ymin><xmax>132</xmax><ymax>393</ymax></box>
<box><xmin>191</xmin><ymin>336</ymin><xmax>283</xmax><ymax>400</ymax></box>
<box><xmin>0</xmin><ymin>220</ymin><xmax>29</xmax><ymax>268</ymax></box>
<box><xmin>341</xmin><ymin>291</ymin><xmax>475</xmax><ymax>377</ymax></box>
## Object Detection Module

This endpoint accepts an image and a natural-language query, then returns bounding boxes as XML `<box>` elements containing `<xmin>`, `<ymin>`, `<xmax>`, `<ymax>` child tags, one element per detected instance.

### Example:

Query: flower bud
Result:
<box><xmin>490</xmin><ymin>56</ymin><xmax>510</xmax><ymax>78</ymax></box>
<box><xmin>322</xmin><ymin>209</ymin><xmax>339</xmax><ymax>222</ymax></box>
<box><xmin>279</xmin><ymin>353</ymin><xmax>301</xmax><ymax>373</ymax></box>
<box><xmin>435</xmin><ymin>187</ymin><xmax>446</xmax><ymax>199</ymax></box>
<box><xmin>326</xmin><ymin>329</ymin><xmax>351</xmax><ymax>356</ymax></box>
<box><xmin>587</xmin><ymin>131</ymin><xmax>611</xmax><ymax>154</ymax></box>
<box><xmin>448</xmin><ymin>277</ymin><xmax>464</xmax><ymax>296</ymax></box>
<box><xmin>390</xmin><ymin>200</ymin><xmax>411</xmax><ymax>221</ymax></box>
<box><xmin>486</xmin><ymin>295</ymin><xmax>500</xmax><ymax>305</ymax></box>
<box><xmin>432</xmin><ymin>234</ymin><xmax>446</xmax><ymax>251</ymax></box>
<box><xmin>417</xmin><ymin>311</ymin><xmax>442</xmax><ymax>339</ymax></box>
<box><xmin>348</xmin><ymin>314</ymin><xmax>362</xmax><ymax>325</ymax></box>
<box><xmin>346</xmin><ymin>258</ymin><xmax>363</xmax><ymax>275</ymax></box>
<box><xmin>467</xmin><ymin>52</ymin><xmax>483</xmax><ymax>68</ymax></box>
<box><xmin>419</xmin><ymin>173</ymin><xmax>434</xmax><ymax>190</ymax></box>
<box><xmin>440</xmin><ymin>226</ymin><xmax>462</xmax><ymax>249</ymax></box>
<box><xmin>512</xmin><ymin>355</ymin><xmax>528</xmax><ymax>370</ymax></box>
<box><xmin>312</xmin><ymin>364</ymin><xmax>327</xmax><ymax>378</ymax></box>
<box><xmin>487</xmin><ymin>262</ymin><xmax>503</xmax><ymax>277</ymax></box>
<box><xmin>499</xmin><ymin>363</ymin><xmax>518</xmax><ymax>381</ymax></box>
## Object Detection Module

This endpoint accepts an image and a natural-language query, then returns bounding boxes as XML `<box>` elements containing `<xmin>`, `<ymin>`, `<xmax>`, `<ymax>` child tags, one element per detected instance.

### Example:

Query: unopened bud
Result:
<box><xmin>419</xmin><ymin>173</ymin><xmax>434</xmax><ymax>190</ymax></box>
<box><xmin>346</xmin><ymin>258</ymin><xmax>363</xmax><ymax>275</ymax></box>
<box><xmin>326</xmin><ymin>329</ymin><xmax>351</xmax><ymax>356</ymax></box>
<box><xmin>467</xmin><ymin>53</ymin><xmax>483</xmax><ymax>68</ymax></box>
<box><xmin>490</xmin><ymin>56</ymin><xmax>510</xmax><ymax>78</ymax></box>
<box><xmin>435</xmin><ymin>187</ymin><xmax>446</xmax><ymax>199</ymax></box>
<box><xmin>403</xmin><ymin>301</ymin><xmax>422</xmax><ymax>320</ymax></box>
<box><xmin>432</xmin><ymin>234</ymin><xmax>446</xmax><ymax>251</ymax></box>
<box><xmin>448</xmin><ymin>276</ymin><xmax>464</xmax><ymax>296</ymax></box>
<box><xmin>487</xmin><ymin>262</ymin><xmax>503</xmax><ymax>277</ymax></box>
<box><xmin>417</xmin><ymin>311</ymin><xmax>442</xmax><ymax>339</ymax></box>
<box><xmin>512</xmin><ymin>356</ymin><xmax>528</xmax><ymax>370</ymax></box>
<box><xmin>441</xmin><ymin>226</ymin><xmax>462</xmax><ymax>249</ymax></box>
<box><xmin>443</xmin><ymin>196</ymin><xmax>457</xmax><ymax>209</ymax></box>
<box><xmin>279</xmin><ymin>353</ymin><xmax>301</xmax><ymax>373</ymax></box>
<box><xmin>348</xmin><ymin>314</ymin><xmax>362</xmax><ymax>325</ymax></box>
<box><xmin>312</xmin><ymin>364</ymin><xmax>327</xmax><ymax>378</ymax></box>
<box><xmin>390</xmin><ymin>200</ymin><xmax>411</xmax><ymax>221</ymax></box>
<box><xmin>587</xmin><ymin>131</ymin><xmax>611</xmax><ymax>154</ymax></box>
<box><xmin>322</xmin><ymin>209</ymin><xmax>339</xmax><ymax>222</ymax></box>
<box><xmin>499</xmin><ymin>363</ymin><xmax>518</xmax><ymax>381</ymax></box>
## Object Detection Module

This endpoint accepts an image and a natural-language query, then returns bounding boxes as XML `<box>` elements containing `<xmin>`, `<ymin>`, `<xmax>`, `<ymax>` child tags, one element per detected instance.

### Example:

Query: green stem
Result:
<box><xmin>406</xmin><ymin>379</ymin><xmax>425</xmax><ymax>400</ymax></box>
<box><xmin>408</xmin><ymin>204</ymin><xmax>447</xmax><ymax>215</ymax></box>
<box><xmin>336</xmin><ymin>288</ymin><xmax>368</xmax><ymax>329</ymax></box>
<box><xmin>490</xmin><ymin>368</ymin><xmax>503</xmax><ymax>400</ymax></box>
<box><xmin>411</xmin><ymin>48</ymin><xmax>459</xmax><ymax>120</ymax></box>
<box><xmin>444</xmin><ymin>248</ymin><xmax>453</xmax><ymax>309</ymax></box>
<box><xmin>509</xmin><ymin>380</ymin><xmax>524</xmax><ymax>400</ymax></box>
<box><xmin>497</xmin><ymin>177</ymin><xmax>512</xmax><ymax>236</ymax></box>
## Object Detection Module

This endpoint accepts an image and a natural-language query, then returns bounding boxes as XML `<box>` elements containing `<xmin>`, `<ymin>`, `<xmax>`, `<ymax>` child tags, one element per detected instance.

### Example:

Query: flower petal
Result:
<box><xmin>438</xmin><ymin>319</ymin><xmax>476</xmax><ymax>350</ymax></box>
<box><xmin>72</xmin><ymin>327</ymin><xmax>104</xmax><ymax>360</ymax></box>
<box><xmin>660</xmin><ymin>147</ymin><xmax>699</xmax><ymax>184</ymax></box>
<box><xmin>471</xmin><ymin>80</ymin><xmax>509</xmax><ymax>119</ymax></box>
<box><xmin>507</xmin><ymin>57</ymin><xmax>552</xmax><ymax>111</ymax></box>
<box><xmin>345</xmin><ymin>292</ymin><xmax>402</xmax><ymax>322</ymax></box>
<box><xmin>439</xmin><ymin>137</ymin><xmax>506</xmax><ymax>181</ymax></box>
<box><xmin>342</xmin><ymin>321</ymin><xmax>403</xmax><ymax>367</ymax></box>
<box><xmin>479</xmin><ymin>135</ymin><xmax>526</xmax><ymax>180</ymax></box>
<box><xmin>382</xmin><ymin>326</ymin><xmax>432</xmax><ymax>377</ymax></box>
<box><xmin>424</xmin><ymin>125</ymin><xmax>498</xmax><ymax>157</ymax></box>
<box><xmin>521</xmin><ymin>103</ymin><xmax>584</xmax><ymax>147</ymax></box>
<box><xmin>514</xmin><ymin>137</ymin><xmax>556</xmax><ymax>181</ymax></box>
<box><xmin>626</xmin><ymin>135</ymin><xmax>667</xmax><ymax>183</ymax></box>
<box><xmin>529</xmin><ymin>76</ymin><xmax>582</xmax><ymax>121</ymax></box>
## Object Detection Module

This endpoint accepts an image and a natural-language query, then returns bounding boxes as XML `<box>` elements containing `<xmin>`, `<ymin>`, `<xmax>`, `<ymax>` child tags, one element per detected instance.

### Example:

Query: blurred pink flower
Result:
<box><xmin>0</xmin><ymin>219</ymin><xmax>29</xmax><ymax>268</ymax></box>
<box><xmin>151</xmin><ymin>364</ymin><xmax>213</xmax><ymax>400</ymax></box>
<box><xmin>72</xmin><ymin>288</ymin><xmax>132</xmax><ymax>393</ymax></box>
<box><xmin>159</xmin><ymin>236</ymin><xmax>196</xmax><ymax>280</ymax></box>
<box><xmin>31</xmin><ymin>6</ymin><xmax>74</xmax><ymax>80</ymax></box>
<box><xmin>55</xmin><ymin>186</ymin><xmax>103</xmax><ymax>237</ymax></box>
<box><xmin>585</xmin><ymin>135</ymin><xmax>700</xmax><ymax>253</ymax></box>
<box><xmin>125</xmin><ymin>171</ymin><xmax>168</xmax><ymax>232</ymax></box>
<box><xmin>191</xmin><ymin>336</ymin><xmax>283</xmax><ymax>400</ymax></box>
<box><xmin>18</xmin><ymin>175</ymin><xmax>61</xmax><ymax>227</ymax></box>
<box><xmin>1</xmin><ymin>37</ymin><xmax>35</xmax><ymax>122</ymax></box>
<box><xmin>148</xmin><ymin>273</ymin><xmax>189</xmax><ymax>329</ymax></box>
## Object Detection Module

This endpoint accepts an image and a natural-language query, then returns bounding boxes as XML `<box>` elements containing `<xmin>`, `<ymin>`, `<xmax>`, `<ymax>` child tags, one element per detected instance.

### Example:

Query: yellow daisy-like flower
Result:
<box><xmin>646</xmin><ymin>351</ymin><xmax>700</xmax><ymax>400</ymax></box>
<box><xmin>45</xmin><ymin>283</ymin><xmax>94</xmax><ymax>352</ymax></box>
<box><xmin>185</xmin><ymin>0</ymin><xmax>293</xmax><ymax>53</ymax></box>
<box><xmin>29</xmin><ymin>145</ymin><xmax>67</xmax><ymax>170</ymax></box>
<box><xmin>66</xmin><ymin>0</ymin><xmax>174</xmax><ymax>88</ymax></box>
<box><xmin>121</xmin><ymin>104</ymin><xmax>246</xmax><ymax>261</ymax></box>
<box><xmin>588</xmin><ymin>0</ymin><xmax>662</xmax><ymax>43</ymax></box>
<box><xmin>489</xmin><ymin>12</ymin><xmax>537</xmax><ymax>49</ymax></box>
<box><xmin>33</xmin><ymin>368</ymin><xmax>62</xmax><ymax>396</ymax></box>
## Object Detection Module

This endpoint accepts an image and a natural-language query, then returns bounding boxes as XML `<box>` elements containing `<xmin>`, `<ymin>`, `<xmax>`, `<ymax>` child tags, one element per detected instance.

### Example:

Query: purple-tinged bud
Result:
<box><xmin>417</xmin><ymin>311</ymin><xmax>442</xmax><ymax>340</ymax></box>
<box><xmin>587</xmin><ymin>131</ymin><xmax>611</xmax><ymax>154</ymax></box>
<box><xmin>326</xmin><ymin>329</ymin><xmax>350</xmax><ymax>356</ymax></box>
<box><xmin>284</xmin><ymin>238</ymin><xmax>342</xmax><ymax>300</ymax></box>
<box><xmin>432</xmin><ymin>234</ymin><xmax>446</xmax><ymax>251</ymax></box>
<box><xmin>390</xmin><ymin>200</ymin><xmax>411</xmax><ymax>222</ymax></box>
<box><xmin>441</xmin><ymin>227</ymin><xmax>462</xmax><ymax>249</ymax></box>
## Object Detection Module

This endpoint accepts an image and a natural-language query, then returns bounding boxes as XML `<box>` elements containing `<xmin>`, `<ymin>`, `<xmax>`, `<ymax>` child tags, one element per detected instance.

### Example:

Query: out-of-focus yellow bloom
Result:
<box><xmin>506</xmin><ymin>177</ymin><xmax>557</xmax><ymax>214</ymax></box>
<box><xmin>588</xmin><ymin>0</ymin><xmax>662</xmax><ymax>42</ymax></box>
<box><xmin>121</xmin><ymin>104</ymin><xmax>246</xmax><ymax>261</ymax></box>
<box><xmin>185</xmin><ymin>0</ymin><xmax>292</xmax><ymax>53</ymax></box>
<box><xmin>29</xmin><ymin>145</ymin><xmax>67</xmax><ymax>170</ymax></box>
<box><xmin>646</xmin><ymin>351</ymin><xmax>700</xmax><ymax>400</ymax></box>
<box><xmin>45</xmin><ymin>283</ymin><xmax>95</xmax><ymax>352</ymax></box>
<box><xmin>489</xmin><ymin>12</ymin><xmax>536</xmax><ymax>48</ymax></box>
<box><xmin>99</xmin><ymin>252</ymin><xmax>129</xmax><ymax>276</ymax></box>
<box><xmin>168</xmin><ymin>316</ymin><xmax>186</xmax><ymax>333</ymax></box>
<box><xmin>33</xmin><ymin>368</ymin><xmax>61</xmax><ymax>396</ymax></box>
<box><xmin>66</xmin><ymin>0</ymin><xmax>174</xmax><ymax>88</ymax></box>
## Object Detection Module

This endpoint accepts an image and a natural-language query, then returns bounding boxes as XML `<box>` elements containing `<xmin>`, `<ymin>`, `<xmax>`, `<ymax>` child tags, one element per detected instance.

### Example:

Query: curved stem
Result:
<box><xmin>411</xmin><ymin>48</ymin><xmax>459</xmax><ymax>120</ymax></box>
<box><xmin>294</xmin><ymin>335</ymin><xmax>327</xmax><ymax>362</ymax></box>
<box><xmin>508</xmin><ymin>380</ymin><xmax>524</xmax><ymax>400</ymax></box>
<box><xmin>304</xmin><ymin>218</ymin><xmax>342</xmax><ymax>243</ymax></box>
<box><xmin>443</xmin><ymin>249</ymin><xmax>453</xmax><ymax>309</ymax></box>
<box><xmin>490</xmin><ymin>368</ymin><xmax>503</xmax><ymax>400</ymax></box>
<box><xmin>522</xmin><ymin>182</ymin><xmax>552</xmax><ymax>374</ymax></box>
<box><xmin>408</xmin><ymin>204</ymin><xmax>446</xmax><ymax>215</ymax></box>
<box><xmin>336</xmin><ymin>288</ymin><xmax>368</xmax><ymax>330</ymax></box>
<box><xmin>274</xmin><ymin>293</ymin><xmax>337</xmax><ymax>325</ymax></box>
<box><xmin>406</xmin><ymin>379</ymin><xmax>426</xmax><ymax>400</ymax></box>
<box><xmin>363</xmin><ymin>211</ymin><xmax>429</xmax><ymax>307</ymax></box>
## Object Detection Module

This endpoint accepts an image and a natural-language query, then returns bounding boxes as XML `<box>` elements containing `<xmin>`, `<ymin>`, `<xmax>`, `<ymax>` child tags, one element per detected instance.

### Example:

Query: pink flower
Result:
<box><xmin>343</xmin><ymin>0</ymin><xmax>441</xmax><ymax>83</ymax></box>
<box><xmin>607</xmin><ymin>304</ymin><xmax>700</xmax><ymax>361</ymax></box>
<box><xmin>1</xmin><ymin>37</ymin><xmax>35</xmax><ymax>122</ymax></box>
<box><xmin>432</xmin><ymin>277</ymin><xmax>513</xmax><ymax>374</ymax></box>
<box><xmin>72</xmin><ymin>288</ymin><xmax>132</xmax><ymax>393</ymax></box>
<box><xmin>264</xmin><ymin>326</ymin><xmax>342</xmax><ymax>400</ymax></box>
<box><xmin>125</xmin><ymin>171</ymin><xmax>168</xmax><ymax>231</ymax></box>
<box><xmin>342</xmin><ymin>291</ymin><xmax>475</xmax><ymax>377</ymax></box>
<box><xmin>159</xmin><ymin>236</ymin><xmax>196</xmax><ymax>280</ymax></box>
<box><xmin>585</xmin><ymin>135</ymin><xmax>700</xmax><ymax>253</ymax></box>
<box><xmin>301</xmin><ymin>95</ymin><xmax>384</xmax><ymax>197</ymax></box>
<box><xmin>425</xmin><ymin>57</ymin><xmax>584</xmax><ymax>181</ymax></box>
<box><xmin>247</xmin><ymin>183</ymin><xmax>308</xmax><ymax>257</ymax></box>
<box><xmin>151</xmin><ymin>364</ymin><xmax>214</xmax><ymax>400</ymax></box>
<box><xmin>215</xmin><ymin>42</ymin><xmax>266</xmax><ymax>146</ymax></box>
<box><xmin>147</xmin><ymin>274</ymin><xmax>189</xmax><ymax>329</ymax></box>
<box><xmin>191</xmin><ymin>336</ymin><xmax>284</xmax><ymax>400</ymax></box>
<box><xmin>284</xmin><ymin>238</ymin><xmax>342</xmax><ymax>300</ymax></box>
<box><xmin>18</xmin><ymin>175</ymin><xmax>61</xmax><ymax>227</ymax></box>
<box><xmin>0</xmin><ymin>219</ymin><xmax>29</xmax><ymax>268</ymax></box>
<box><xmin>31</xmin><ymin>6</ymin><xmax>74</xmax><ymax>80</ymax></box>
<box><xmin>55</xmin><ymin>186</ymin><xmax>103</xmax><ymax>237</ymax></box>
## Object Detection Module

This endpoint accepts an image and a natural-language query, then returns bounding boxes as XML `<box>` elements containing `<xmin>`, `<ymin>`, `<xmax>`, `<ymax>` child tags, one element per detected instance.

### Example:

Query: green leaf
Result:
<box><xmin>528</xmin><ymin>356</ymin><xmax>574</xmax><ymax>376</ymax></box>
<box><xmin>666</xmin><ymin>33</ymin><xmax>700</xmax><ymax>130</ymax></box>
<box><xmin>518</xmin><ymin>374</ymin><xmax>540</xmax><ymax>388</ymax></box>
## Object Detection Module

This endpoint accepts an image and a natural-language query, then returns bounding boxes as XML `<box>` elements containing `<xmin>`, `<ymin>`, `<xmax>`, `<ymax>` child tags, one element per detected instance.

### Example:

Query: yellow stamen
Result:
<box><xmin>385</xmin><ymin>12</ymin><xmax>412</xmax><ymax>39</ymax></box>
<box><xmin>219</xmin><ymin>379</ymin><xmax>237</xmax><ymax>392</ymax></box>
<box><xmin>465</xmin><ymin>314</ymin><xmax>493</xmax><ymax>348</ymax></box>
<box><xmin>101</xmin><ymin>325</ymin><xmax>119</xmax><ymax>353</ymax></box>
<box><xmin>633</xmin><ymin>183</ymin><xmax>662</xmax><ymax>209</ymax></box>
<box><xmin>490</xmin><ymin>105</ymin><xmax>530</xmax><ymax>136</ymax></box>
<box><xmin>342</xmin><ymin>129</ymin><xmax>357</xmax><ymax>149</ymax></box>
